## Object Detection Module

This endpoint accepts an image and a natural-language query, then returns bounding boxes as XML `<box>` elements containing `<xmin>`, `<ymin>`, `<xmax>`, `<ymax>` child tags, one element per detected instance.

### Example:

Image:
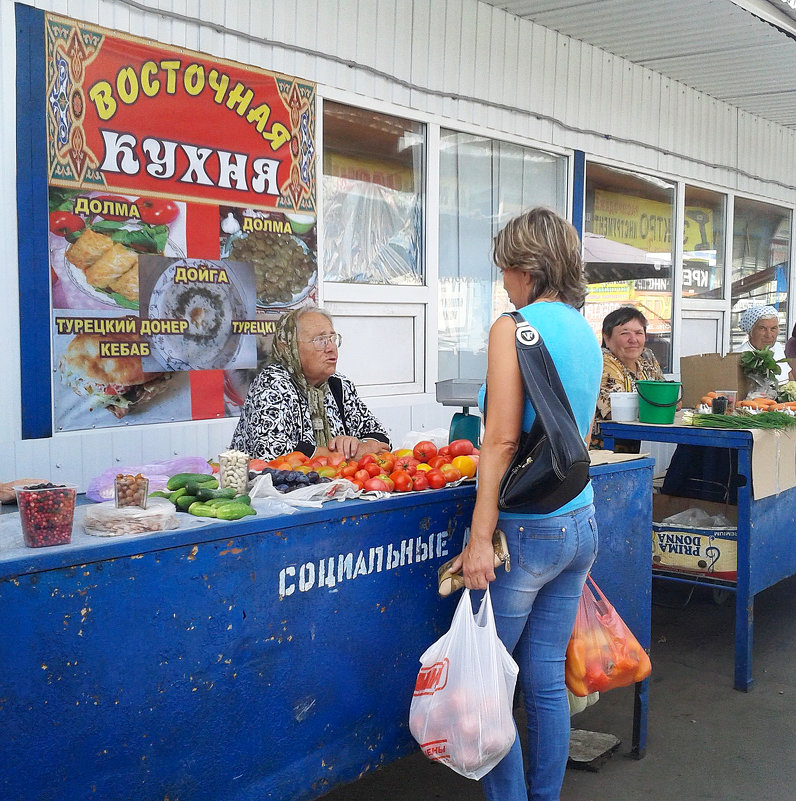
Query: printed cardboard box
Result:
<box><xmin>652</xmin><ymin>493</ymin><xmax>738</xmax><ymax>581</ymax></box>
<box><xmin>680</xmin><ymin>352</ymin><xmax>746</xmax><ymax>409</ymax></box>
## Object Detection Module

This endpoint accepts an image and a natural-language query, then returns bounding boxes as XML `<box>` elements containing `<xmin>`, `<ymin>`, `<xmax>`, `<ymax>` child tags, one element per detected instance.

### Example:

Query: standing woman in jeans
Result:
<box><xmin>451</xmin><ymin>208</ymin><xmax>602</xmax><ymax>801</ymax></box>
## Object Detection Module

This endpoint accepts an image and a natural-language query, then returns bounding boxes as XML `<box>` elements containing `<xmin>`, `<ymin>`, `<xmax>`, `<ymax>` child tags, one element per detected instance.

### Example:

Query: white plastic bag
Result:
<box><xmin>409</xmin><ymin>587</ymin><xmax>519</xmax><ymax>780</ymax></box>
<box><xmin>248</xmin><ymin>473</ymin><xmax>362</xmax><ymax>507</ymax></box>
<box><xmin>400</xmin><ymin>428</ymin><xmax>450</xmax><ymax>451</ymax></box>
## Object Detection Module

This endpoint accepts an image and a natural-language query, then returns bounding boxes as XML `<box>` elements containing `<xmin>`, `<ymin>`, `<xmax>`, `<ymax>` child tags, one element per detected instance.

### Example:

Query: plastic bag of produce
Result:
<box><xmin>565</xmin><ymin>576</ymin><xmax>651</xmax><ymax>697</ymax></box>
<box><xmin>86</xmin><ymin>457</ymin><xmax>212</xmax><ymax>502</ymax></box>
<box><xmin>249</xmin><ymin>473</ymin><xmax>361</xmax><ymax>507</ymax></box>
<box><xmin>409</xmin><ymin>586</ymin><xmax>518</xmax><ymax>780</ymax></box>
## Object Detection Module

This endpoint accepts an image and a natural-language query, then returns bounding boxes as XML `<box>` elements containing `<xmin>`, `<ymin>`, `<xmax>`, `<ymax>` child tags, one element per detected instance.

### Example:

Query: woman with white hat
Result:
<box><xmin>734</xmin><ymin>305</ymin><xmax>794</xmax><ymax>384</ymax></box>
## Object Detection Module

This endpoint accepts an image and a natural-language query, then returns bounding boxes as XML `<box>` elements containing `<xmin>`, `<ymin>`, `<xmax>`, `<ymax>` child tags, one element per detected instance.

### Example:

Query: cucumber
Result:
<box><xmin>234</xmin><ymin>494</ymin><xmax>252</xmax><ymax>506</ymax></box>
<box><xmin>188</xmin><ymin>502</ymin><xmax>218</xmax><ymax>518</ymax></box>
<box><xmin>205</xmin><ymin>497</ymin><xmax>238</xmax><ymax>508</ymax></box>
<box><xmin>168</xmin><ymin>487</ymin><xmax>188</xmax><ymax>504</ymax></box>
<box><xmin>185</xmin><ymin>478</ymin><xmax>220</xmax><ymax>495</ymax></box>
<box><xmin>166</xmin><ymin>472</ymin><xmax>217</xmax><ymax>491</ymax></box>
<box><xmin>175</xmin><ymin>495</ymin><xmax>198</xmax><ymax>511</ymax></box>
<box><xmin>148</xmin><ymin>490</ymin><xmax>172</xmax><ymax>499</ymax></box>
<box><xmin>196</xmin><ymin>486</ymin><xmax>237</xmax><ymax>502</ymax></box>
<box><xmin>215</xmin><ymin>503</ymin><xmax>257</xmax><ymax>521</ymax></box>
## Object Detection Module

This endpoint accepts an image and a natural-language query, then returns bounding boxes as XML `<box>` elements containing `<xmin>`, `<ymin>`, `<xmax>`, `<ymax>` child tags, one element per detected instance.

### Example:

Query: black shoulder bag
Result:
<box><xmin>497</xmin><ymin>311</ymin><xmax>591</xmax><ymax>515</ymax></box>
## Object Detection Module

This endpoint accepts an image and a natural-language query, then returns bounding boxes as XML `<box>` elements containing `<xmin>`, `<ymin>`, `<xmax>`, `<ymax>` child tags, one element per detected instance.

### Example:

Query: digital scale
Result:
<box><xmin>435</xmin><ymin>379</ymin><xmax>483</xmax><ymax>448</ymax></box>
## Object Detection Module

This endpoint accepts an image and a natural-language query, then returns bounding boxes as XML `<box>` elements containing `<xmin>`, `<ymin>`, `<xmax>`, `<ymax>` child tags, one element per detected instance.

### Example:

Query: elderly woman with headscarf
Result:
<box><xmin>734</xmin><ymin>305</ymin><xmax>794</xmax><ymax>384</ymax></box>
<box><xmin>230</xmin><ymin>306</ymin><xmax>391</xmax><ymax>460</ymax></box>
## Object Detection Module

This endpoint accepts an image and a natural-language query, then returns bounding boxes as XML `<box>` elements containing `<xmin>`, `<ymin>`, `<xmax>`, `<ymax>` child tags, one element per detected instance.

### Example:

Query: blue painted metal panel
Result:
<box><xmin>0</xmin><ymin>488</ymin><xmax>475</xmax><ymax>801</ymax></box>
<box><xmin>15</xmin><ymin>5</ymin><xmax>52</xmax><ymax>439</ymax></box>
<box><xmin>0</xmin><ymin>464</ymin><xmax>655</xmax><ymax>797</ymax></box>
<box><xmin>572</xmin><ymin>149</ymin><xmax>585</xmax><ymax>236</ymax></box>
<box><xmin>589</xmin><ymin>457</ymin><xmax>654</xmax><ymax>758</ymax></box>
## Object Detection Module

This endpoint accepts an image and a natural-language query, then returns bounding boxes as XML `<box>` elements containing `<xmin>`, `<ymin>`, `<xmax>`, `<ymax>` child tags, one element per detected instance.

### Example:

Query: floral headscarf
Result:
<box><xmin>269</xmin><ymin>308</ymin><xmax>332</xmax><ymax>447</ymax></box>
<box><xmin>738</xmin><ymin>305</ymin><xmax>778</xmax><ymax>333</ymax></box>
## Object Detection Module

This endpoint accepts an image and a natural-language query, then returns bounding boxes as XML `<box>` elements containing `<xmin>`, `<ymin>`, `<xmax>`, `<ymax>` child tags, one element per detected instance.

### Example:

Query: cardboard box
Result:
<box><xmin>679</xmin><ymin>352</ymin><xmax>746</xmax><ymax>409</ymax></box>
<box><xmin>652</xmin><ymin>494</ymin><xmax>737</xmax><ymax>581</ymax></box>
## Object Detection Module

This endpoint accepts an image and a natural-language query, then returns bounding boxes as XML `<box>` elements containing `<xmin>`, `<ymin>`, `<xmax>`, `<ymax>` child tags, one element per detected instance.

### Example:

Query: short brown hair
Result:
<box><xmin>492</xmin><ymin>207</ymin><xmax>586</xmax><ymax>309</ymax></box>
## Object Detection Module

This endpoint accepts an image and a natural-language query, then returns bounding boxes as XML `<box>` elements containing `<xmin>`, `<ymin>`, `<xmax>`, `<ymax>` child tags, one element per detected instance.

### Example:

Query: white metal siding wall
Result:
<box><xmin>1</xmin><ymin>0</ymin><xmax>795</xmax><ymax>487</ymax></box>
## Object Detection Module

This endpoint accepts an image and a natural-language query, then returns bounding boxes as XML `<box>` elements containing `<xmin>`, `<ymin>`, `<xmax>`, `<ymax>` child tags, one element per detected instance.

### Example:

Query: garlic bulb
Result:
<box><xmin>221</xmin><ymin>213</ymin><xmax>241</xmax><ymax>234</ymax></box>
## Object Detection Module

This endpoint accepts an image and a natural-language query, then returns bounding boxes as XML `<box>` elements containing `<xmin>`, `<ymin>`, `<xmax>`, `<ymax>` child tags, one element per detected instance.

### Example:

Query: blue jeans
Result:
<box><xmin>480</xmin><ymin>504</ymin><xmax>598</xmax><ymax>801</ymax></box>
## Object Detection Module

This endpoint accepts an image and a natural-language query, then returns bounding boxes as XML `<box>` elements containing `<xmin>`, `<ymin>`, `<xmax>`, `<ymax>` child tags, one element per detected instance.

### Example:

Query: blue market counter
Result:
<box><xmin>601</xmin><ymin>420</ymin><xmax>796</xmax><ymax>692</ymax></box>
<box><xmin>0</xmin><ymin>459</ymin><xmax>653</xmax><ymax>801</ymax></box>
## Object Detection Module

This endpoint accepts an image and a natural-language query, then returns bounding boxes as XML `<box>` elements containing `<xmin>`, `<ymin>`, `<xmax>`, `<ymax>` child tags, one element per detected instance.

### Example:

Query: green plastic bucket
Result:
<box><xmin>636</xmin><ymin>380</ymin><xmax>682</xmax><ymax>424</ymax></box>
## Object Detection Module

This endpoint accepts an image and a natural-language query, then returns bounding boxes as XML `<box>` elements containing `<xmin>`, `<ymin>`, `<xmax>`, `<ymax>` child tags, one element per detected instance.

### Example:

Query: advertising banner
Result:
<box><xmin>44</xmin><ymin>13</ymin><xmax>317</xmax><ymax>431</ymax></box>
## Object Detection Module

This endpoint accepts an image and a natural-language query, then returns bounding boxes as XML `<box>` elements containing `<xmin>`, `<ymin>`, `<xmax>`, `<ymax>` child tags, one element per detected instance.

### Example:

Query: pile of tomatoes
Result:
<box><xmin>249</xmin><ymin>439</ymin><xmax>479</xmax><ymax>493</ymax></box>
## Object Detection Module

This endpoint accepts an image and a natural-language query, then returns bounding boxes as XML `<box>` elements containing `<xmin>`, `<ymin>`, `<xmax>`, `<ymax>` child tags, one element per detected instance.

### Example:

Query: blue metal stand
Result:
<box><xmin>601</xmin><ymin>421</ymin><xmax>796</xmax><ymax>692</ymax></box>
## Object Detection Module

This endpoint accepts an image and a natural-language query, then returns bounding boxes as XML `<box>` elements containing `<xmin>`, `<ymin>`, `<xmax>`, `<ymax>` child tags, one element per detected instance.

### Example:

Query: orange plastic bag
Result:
<box><xmin>565</xmin><ymin>576</ymin><xmax>651</xmax><ymax>697</ymax></box>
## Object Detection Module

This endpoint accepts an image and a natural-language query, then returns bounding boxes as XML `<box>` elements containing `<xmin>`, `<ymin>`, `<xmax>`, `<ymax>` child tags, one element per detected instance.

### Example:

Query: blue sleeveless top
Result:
<box><xmin>479</xmin><ymin>302</ymin><xmax>602</xmax><ymax>519</ymax></box>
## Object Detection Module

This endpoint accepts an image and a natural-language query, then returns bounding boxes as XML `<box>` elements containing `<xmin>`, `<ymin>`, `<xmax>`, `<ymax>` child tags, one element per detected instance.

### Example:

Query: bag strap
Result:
<box><xmin>508</xmin><ymin>310</ymin><xmax>579</xmax><ymax>427</ymax></box>
<box><xmin>507</xmin><ymin>309</ymin><xmax>587</xmax><ymax>467</ymax></box>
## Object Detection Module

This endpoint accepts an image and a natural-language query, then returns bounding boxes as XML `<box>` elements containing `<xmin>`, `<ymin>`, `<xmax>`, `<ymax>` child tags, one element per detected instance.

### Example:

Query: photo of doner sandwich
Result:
<box><xmin>59</xmin><ymin>332</ymin><xmax>171</xmax><ymax>418</ymax></box>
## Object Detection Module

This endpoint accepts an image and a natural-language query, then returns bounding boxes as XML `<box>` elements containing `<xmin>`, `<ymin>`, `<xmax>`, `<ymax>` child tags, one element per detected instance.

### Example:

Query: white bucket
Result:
<box><xmin>609</xmin><ymin>391</ymin><xmax>639</xmax><ymax>422</ymax></box>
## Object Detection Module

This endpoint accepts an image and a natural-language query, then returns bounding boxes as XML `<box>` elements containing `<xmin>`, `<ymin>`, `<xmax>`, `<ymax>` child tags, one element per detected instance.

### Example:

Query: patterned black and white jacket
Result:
<box><xmin>230</xmin><ymin>363</ymin><xmax>390</xmax><ymax>460</ymax></box>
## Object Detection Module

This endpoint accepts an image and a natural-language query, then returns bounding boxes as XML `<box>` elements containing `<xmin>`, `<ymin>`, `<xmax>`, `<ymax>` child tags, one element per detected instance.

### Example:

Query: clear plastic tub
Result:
<box><xmin>114</xmin><ymin>473</ymin><xmax>149</xmax><ymax>509</ymax></box>
<box><xmin>13</xmin><ymin>483</ymin><xmax>77</xmax><ymax>548</ymax></box>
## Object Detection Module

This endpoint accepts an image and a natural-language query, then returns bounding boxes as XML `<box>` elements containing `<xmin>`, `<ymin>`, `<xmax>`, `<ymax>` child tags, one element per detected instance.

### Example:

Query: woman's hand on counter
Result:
<box><xmin>327</xmin><ymin>436</ymin><xmax>389</xmax><ymax>460</ymax></box>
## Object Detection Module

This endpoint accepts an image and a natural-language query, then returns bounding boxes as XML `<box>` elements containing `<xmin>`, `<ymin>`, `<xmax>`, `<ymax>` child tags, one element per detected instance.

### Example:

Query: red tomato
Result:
<box><xmin>411</xmin><ymin>472</ymin><xmax>429</xmax><ymax>491</ymax></box>
<box><xmin>92</xmin><ymin>194</ymin><xmax>133</xmax><ymax>221</ymax></box>
<box><xmin>448</xmin><ymin>439</ymin><xmax>475</xmax><ymax>457</ymax></box>
<box><xmin>426</xmin><ymin>469</ymin><xmax>447</xmax><ymax>490</ymax></box>
<box><xmin>427</xmin><ymin>455</ymin><xmax>450</xmax><ymax>470</ymax></box>
<box><xmin>340</xmin><ymin>463</ymin><xmax>359</xmax><ymax>478</ymax></box>
<box><xmin>394</xmin><ymin>456</ymin><xmax>420</xmax><ymax>475</ymax></box>
<box><xmin>49</xmin><ymin>211</ymin><xmax>85</xmax><ymax>240</ymax></box>
<box><xmin>351</xmin><ymin>478</ymin><xmax>365</xmax><ymax>491</ymax></box>
<box><xmin>137</xmin><ymin>197</ymin><xmax>179</xmax><ymax>225</ymax></box>
<box><xmin>389</xmin><ymin>470</ymin><xmax>414</xmax><ymax>492</ymax></box>
<box><xmin>374</xmin><ymin>453</ymin><xmax>395</xmax><ymax>472</ymax></box>
<box><xmin>354</xmin><ymin>469</ymin><xmax>371</xmax><ymax>483</ymax></box>
<box><xmin>441</xmin><ymin>464</ymin><xmax>463</xmax><ymax>483</ymax></box>
<box><xmin>377</xmin><ymin>474</ymin><xmax>395</xmax><ymax>492</ymax></box>
<box><xmin>248</xmin><ymin>458</ymin><xmax>268</xmax><ymax>472</ymax></box>
<box><xmin>438</xmin><ymin>445</ymin><xmax>451</xmax><ymax>458</ymax></box>
<box><xmin>413</xmin><ymin>440</ymin><xmax>438</xmax><ymax>462</ymax></box>
<box><xmin>359</xmin><ymin>454</ymin><xmax>377</xmax><ymax>467</ymax></box>
<box><xmin>364</xmin><ymin>477</ymin><xmax>390</xmax><ymax>492</ymax></box>
<box><xmin>364</xmin><ymin>463</ymin><xmax>382</xmax><ymax>477</ymax></box>
<box><xmin>326</xmin><ymin>452</ymin><xmax>346</xmax><ymax>467</ymax></box>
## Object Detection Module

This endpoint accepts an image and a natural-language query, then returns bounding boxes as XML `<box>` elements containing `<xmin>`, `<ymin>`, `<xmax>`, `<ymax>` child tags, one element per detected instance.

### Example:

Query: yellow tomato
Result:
<box><xmin>415</xmin><ymin>462</ymin><xmax>433</xmax><ymax>472</ymax></box>
<box><xmin>451</xmin><ymin>455</ymin><xmax>477</xmax><ymax>479</ymax></box>
<box><xmin>393</xmin><ymin>448</ymin><xmax>414</xmax><ymax>458</ymax></box>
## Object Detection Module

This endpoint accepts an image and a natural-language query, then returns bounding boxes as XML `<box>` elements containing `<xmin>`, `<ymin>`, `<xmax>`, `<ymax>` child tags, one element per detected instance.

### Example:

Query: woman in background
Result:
<box><xmin>591</xmin><ymin>306</ymin><xmax>664</xmax><ymax>450</ymax></box>
<box><xmin>735</xmin><ymin>305</ymin><xmax>794</xmax><ymax>384</ymax></box>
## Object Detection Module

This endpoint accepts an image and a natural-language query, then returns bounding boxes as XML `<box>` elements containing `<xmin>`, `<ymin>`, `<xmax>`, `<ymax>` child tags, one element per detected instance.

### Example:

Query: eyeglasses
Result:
<box><xmin>303</xmin><ymin>333</ymin><xmax>342</xmax><ymax>350</ymax></box>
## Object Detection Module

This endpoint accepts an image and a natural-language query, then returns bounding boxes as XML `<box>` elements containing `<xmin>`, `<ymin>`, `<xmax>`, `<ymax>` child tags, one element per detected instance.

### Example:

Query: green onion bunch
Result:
<box><xmin>682</xmin><ymin>410</ymin><xmax>796</xmax><ymax>429</ymax></box>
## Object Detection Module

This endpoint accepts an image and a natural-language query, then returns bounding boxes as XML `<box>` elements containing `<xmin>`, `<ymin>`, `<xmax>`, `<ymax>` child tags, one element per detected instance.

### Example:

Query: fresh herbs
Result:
<box><xmin>683</xmin><ymin>410</ymin><xmax>796</xmax><ymax>429</ymax></box>
<box><xmin>740</xmin><ymin>347</ymin><xmax>785</xmax><ymax>380</ymax></box>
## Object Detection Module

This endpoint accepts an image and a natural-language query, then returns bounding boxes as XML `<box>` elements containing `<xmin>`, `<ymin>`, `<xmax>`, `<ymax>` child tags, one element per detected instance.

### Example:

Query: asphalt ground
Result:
<box><xmin>320</xmin><ymin>574</ymin><xmax>796</xmax><ymax>801</ymax></box>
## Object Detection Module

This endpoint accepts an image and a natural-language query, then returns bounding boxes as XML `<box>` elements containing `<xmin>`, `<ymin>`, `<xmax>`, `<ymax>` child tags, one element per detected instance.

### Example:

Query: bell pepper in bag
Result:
<box><xmin>565</xmin><ymin>576</ymin><xmax>651</xmax><ymax>697</ymax></box>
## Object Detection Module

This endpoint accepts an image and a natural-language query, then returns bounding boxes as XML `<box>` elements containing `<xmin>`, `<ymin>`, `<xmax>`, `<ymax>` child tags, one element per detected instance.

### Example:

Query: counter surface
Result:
<box><xmin>1</xmin><ymin>462</ymin><xmax>654</xmax><ymax>800</ymax></box>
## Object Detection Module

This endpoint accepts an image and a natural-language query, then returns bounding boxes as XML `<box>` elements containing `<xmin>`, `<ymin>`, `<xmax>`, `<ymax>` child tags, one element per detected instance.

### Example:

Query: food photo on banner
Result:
<box><xmin>34</xmin><ymin>11</ymin><xmax>317</xmax><ymax>435</ymax></box>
